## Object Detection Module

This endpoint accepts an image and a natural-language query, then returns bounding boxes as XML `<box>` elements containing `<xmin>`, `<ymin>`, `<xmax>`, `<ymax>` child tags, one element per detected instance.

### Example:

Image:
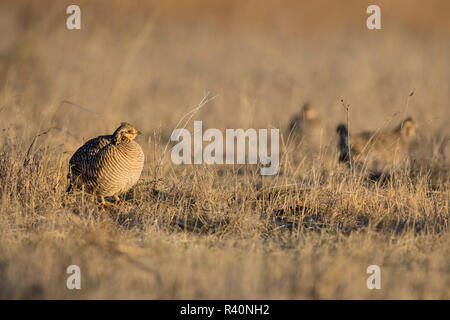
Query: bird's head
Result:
<box><xmin>396</xmin><ymin>117</ymin><xmax>416</xmax><ymax>141</ymax></box>
<box><xmin>301</xmin><ymin>103</ymin><xmax>318</xmax><ymax>121</ymax></box>
<box><xmin>113</xmin><ymin>122</ymin><xmax>141</xmax><ymax>144</ymax></box>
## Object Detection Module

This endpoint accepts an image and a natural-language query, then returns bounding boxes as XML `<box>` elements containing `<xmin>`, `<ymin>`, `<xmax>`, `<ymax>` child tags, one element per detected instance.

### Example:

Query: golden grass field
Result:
<box><xmin>0</xmin><ymin>0</ymin><xmax>449</xmax><ymax>299</ymax></box>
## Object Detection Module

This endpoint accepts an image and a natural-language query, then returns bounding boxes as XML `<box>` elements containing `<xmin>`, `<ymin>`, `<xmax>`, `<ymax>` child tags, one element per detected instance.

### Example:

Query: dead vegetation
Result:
<box><xmin>0</xmin><ymin>0</ymin><xmax>449</xmax><ymax>299</ymax></box>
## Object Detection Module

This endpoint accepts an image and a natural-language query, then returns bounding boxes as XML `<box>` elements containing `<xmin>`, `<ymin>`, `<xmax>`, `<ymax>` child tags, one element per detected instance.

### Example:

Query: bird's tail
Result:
<box><xmin>66</xmin><ymin>170</ymin><xmax>74</xmax><ymax>193</ymax></box>
<box><xmin>336</xmin><ymin>123</ymin><xmax>350</xmax><ymax>162</ymax></box>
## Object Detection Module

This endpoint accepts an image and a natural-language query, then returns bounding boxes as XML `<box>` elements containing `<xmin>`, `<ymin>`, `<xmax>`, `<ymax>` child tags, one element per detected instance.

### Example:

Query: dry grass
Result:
<box><xmin>0</xmin><ymin>0</ymin><xmax>449</xmax><ymax>299</ymax></box>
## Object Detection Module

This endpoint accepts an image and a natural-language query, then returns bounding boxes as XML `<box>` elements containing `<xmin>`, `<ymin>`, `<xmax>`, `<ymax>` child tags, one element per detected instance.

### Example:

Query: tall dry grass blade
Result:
<box><xmin>23</xmin><ymin>127</ymin><xmax>55</xmax><ymax>167</ymax></box>
<box><xmin>152</xmin><ymin>92</ymin><xmax>218</xmax><ymax>187</ymax></box>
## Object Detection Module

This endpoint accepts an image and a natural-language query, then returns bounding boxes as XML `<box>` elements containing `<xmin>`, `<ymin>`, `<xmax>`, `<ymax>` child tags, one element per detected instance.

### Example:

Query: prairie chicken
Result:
<box><xmin>67</xmin><ymin>122</ymin><xmax>144</xmax><ymax>207</ymax></box>
<box><xmin>337</xmin><ymin>117</ymin><xmax>416</xmax><ymax>170</ymax></box>
<box><xmin>286</xmin><ymin>103</ymin><xmax>323</xmax><ymax>154</ymax></box>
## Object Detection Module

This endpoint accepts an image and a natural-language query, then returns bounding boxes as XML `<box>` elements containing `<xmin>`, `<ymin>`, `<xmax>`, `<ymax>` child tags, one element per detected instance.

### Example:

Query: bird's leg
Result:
<box><xmin>113</xmin><ymin>194</ymin><xmax>121</xmax><ymax>204</ymax></box>
<box><xmin>66</xmin><ymin>178</ymin><xmax>73</xmax><ymax>193</ymax></box>
<box><xmin>100</xmin><ymin>196</ymin><xmax>112</xmax><ymax>208</ymax></box>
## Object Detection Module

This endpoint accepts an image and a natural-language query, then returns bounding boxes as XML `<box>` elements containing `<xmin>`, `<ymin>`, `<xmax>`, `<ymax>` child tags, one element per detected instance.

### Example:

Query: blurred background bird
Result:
<box><xmin>285</xmin><ymin>102</ymin><xmax>324</xmax><ymax>159</ymax></box>
<box><xmin>337</xmin><ymin>117</ymin><xmax>416</xmax><ymax>172</ymax></box>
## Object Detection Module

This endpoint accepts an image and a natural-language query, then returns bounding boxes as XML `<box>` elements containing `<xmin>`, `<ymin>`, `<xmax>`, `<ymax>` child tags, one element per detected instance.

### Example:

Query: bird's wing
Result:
<box><xmin>68</xmin><ymin>135</ymin><xmax>113</xmax><ymax>177</ymax></box>
<box><xmin>70</xmin><ymin>135</ymin><xmax>111</xmax><ymax>159</ymax></box>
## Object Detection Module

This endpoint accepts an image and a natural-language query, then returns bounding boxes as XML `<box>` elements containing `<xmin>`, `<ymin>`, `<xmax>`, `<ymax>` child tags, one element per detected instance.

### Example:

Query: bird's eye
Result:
<box><xmin>128</xmin><ymin>130</ymin><xmax>133</xmax><ymax>133</ymax></box>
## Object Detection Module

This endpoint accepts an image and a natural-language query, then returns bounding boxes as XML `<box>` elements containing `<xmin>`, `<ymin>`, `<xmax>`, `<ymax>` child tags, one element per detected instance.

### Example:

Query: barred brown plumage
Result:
<box><xmin>67</xmin><ymin>122</ymin><xmax>144</xmax><ymax>207</ymax></box>
<box><xmin>286</xmin><ymin>103</ymin><xmax>323</xmax><ymax>158</ymax></box>
<box><xmin>337</xmin><ymin>117</ymin><xmax>416</xmax><ymax>171</ymax></box>
<box><xmin>287</xmin><ymin>103</ymin><xmax>321</xmax><ymax>141</ymax></box>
